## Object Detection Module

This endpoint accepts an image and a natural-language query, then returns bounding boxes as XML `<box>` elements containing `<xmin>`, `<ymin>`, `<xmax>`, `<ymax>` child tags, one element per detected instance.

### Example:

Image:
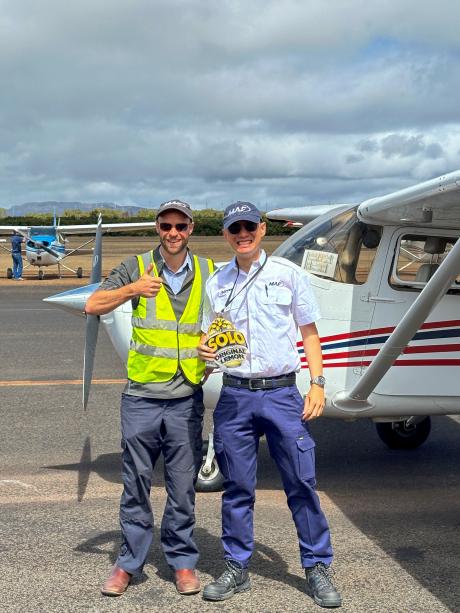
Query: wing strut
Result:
<box><xmin>83</xmin><ymin>215</ymin><xmax>103</xmax><ymax>409</ymax></box>
<box><xmin>332</xmin><ymin>235</ymin><xmax>460</xmax><ymax>412</ymax></box>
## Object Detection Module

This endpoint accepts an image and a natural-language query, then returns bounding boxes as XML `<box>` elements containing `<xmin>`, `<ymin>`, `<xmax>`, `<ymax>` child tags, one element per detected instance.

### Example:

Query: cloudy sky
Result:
<box><xmin>2</xmin><ymin>0</ymin><xmax>460</xmax><ymax>211</ymax></box>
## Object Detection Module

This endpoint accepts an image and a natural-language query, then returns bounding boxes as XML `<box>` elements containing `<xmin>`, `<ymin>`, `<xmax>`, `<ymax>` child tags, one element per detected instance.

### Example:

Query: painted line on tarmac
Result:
<box><xmin>0</xmin><ymin>479</ymin><xmax>39</xmax><ymax>492</ymax></box>
<box><xmin>0</xmin><ymin>378</ymin><xmax>126</xmax><ymax>387</ymax></box>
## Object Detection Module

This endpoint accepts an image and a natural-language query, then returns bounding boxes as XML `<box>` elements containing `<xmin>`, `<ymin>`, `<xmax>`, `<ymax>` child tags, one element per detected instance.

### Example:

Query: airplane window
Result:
<box><xmin>30</xmin><ymin>227</ymin><xmax>57</xmax><ymax>238</ymax></box>
<box><xmin>391</xmin><ymin>234</ymin><xmax>459</xmax><ymax>292</ymax></box>
<box><xmin>274</xmin><ymin>206</ymin><xmax>381</xmax><ymax>285</ymax></box>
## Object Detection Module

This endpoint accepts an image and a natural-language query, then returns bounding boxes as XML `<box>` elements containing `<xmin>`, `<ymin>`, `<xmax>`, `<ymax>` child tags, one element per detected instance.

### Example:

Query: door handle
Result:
<box><xmin>362</xmin><ymin>295</ymin><xmax>405</xmax><ymax>304</ymax></box>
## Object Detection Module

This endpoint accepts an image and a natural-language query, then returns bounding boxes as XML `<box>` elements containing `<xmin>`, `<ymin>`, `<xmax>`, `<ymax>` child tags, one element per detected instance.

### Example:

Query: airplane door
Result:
<box><xmin>368</xmin><ymin>227</ymin><xmax>460</xmax><ymax>397</ymax></box>
<box><xmin>278</xmin><ymin>209</ymin><xmax>382</xmax><ymax>397</ymax></box>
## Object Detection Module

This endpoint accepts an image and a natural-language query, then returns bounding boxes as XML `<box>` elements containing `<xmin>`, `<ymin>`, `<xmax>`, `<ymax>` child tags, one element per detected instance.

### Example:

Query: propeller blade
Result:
<box><xmin>82</xmin><ymin>214</ymin><xmax>103</xmax><ymax>409</ymax></box>
<box><xmin>90</xmin><ymin>214</ymin><xmax>103</xmax><ymax>283</ymax></box>
<box><xmin>83</xmin><ymin>314</ymin><xmax>99</xmax><ymax>410</ymax></box>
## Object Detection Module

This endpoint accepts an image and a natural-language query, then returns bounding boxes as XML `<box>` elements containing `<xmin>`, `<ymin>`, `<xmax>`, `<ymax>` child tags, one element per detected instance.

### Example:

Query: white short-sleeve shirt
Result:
<box><xmin>202</xmin><ymin>250</ymin><xmax>321</xmax><ymax>378</ymax></box>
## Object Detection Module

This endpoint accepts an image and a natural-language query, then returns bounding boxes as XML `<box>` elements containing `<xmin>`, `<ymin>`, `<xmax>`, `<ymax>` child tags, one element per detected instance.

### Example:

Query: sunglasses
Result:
<box><xmin>158</xmin><ymin>222</ymin><xmax>190</xmax><ymax>232</ymax></box>
<box><xmin>227</xmin><ymin>220</ymin><xmax>259</xmax><ymax>235</ymax></box>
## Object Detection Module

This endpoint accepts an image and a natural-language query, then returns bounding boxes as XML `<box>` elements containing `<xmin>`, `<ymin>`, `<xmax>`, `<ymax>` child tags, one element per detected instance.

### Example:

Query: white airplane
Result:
<box><xmin>44</xmin><ymin>169</ymin><xmax>460</xmax><ymax>491</ymax></box>
<box><xmin>0</xmin><ymin>218</ymin><xmax>154</xmax><ymax>279</ymax></box>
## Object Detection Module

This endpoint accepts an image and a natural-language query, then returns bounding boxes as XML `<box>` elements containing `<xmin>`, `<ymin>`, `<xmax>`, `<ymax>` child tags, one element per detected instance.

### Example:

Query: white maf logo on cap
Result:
<box><xmin>228</xmin><ymin>204</ymin><xmax>251</xmax><ymax>215</ymax></box>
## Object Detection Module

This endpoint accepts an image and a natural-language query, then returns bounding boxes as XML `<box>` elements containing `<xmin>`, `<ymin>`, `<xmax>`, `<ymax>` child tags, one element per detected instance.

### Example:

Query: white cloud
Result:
<box><xmin>1</xmin><ymin>0</ymin><xmax>460</xmax><ymax>209</ymax></box>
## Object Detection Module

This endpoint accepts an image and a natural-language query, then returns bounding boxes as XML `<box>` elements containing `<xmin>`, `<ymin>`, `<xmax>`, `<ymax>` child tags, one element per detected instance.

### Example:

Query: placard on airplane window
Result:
<box><xmin>301</xmin><ymin>249</ymin><xmax>338</xmax><ymax>278</ymax></box>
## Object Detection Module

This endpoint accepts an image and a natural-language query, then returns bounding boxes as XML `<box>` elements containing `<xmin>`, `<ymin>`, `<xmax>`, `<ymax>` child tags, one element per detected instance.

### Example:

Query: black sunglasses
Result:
<box><xmin>227</xmin><ymin>220</ymin><xmax>259</xmax><ymax>235</ymax></box>
<box><xmin>158</xmin><ymin>222</ymin><xmax>190</xmax><ymax>232</ymax></box>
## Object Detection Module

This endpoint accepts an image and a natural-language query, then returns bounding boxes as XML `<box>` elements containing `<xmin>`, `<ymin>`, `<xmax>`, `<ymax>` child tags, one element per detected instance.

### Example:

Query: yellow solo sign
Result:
<box><xmin>205</xmin><ymin>317</ymin><xmax>248</xmax><ymax>368</ymax></box>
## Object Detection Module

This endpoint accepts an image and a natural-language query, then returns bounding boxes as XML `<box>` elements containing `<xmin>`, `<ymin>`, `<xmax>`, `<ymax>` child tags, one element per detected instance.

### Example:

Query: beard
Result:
<box><xmin>159</xmin><ymin>234</ymin><xmax>189</xmax><ymax>255</ymax></box>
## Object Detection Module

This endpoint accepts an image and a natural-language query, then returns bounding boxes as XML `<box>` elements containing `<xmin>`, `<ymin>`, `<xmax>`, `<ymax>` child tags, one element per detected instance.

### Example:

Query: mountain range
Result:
<box><xmin>5</xmin><ymin>201</ymin><xmax>149</xmax><ymax>216</ymax></box>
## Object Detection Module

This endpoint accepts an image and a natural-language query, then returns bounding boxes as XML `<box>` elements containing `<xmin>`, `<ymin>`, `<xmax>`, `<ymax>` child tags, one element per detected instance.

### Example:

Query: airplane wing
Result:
<box><xmin>358</xmin><ymin>169</ymin><xmax>460</xmax><ymax>228</ymax></box>
<box><xmin>0</xmin><ymin>225</ymin><xmax>30</xmax><ymax>234</ymax></box>
<box><xmin>58</xmin><ymin>222</ymin><xmax>154</xmax><ymax>235</ymax></box>
<box><xmin>266</xmin><ymin>204</ymin><xmax>348</xmax><ymax>225</ymax></box>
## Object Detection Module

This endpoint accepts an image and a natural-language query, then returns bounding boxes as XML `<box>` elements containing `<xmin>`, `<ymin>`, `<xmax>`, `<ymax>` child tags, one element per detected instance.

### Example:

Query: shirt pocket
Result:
<box><xmin>213</xmin><ymin>294</ymin><xmax>246</xmax><ymax>324</ymax></box>
<box><xmin>260</xmin><ymin>286</ymin><xmax>292</xmax><ymax>319</ymax></box>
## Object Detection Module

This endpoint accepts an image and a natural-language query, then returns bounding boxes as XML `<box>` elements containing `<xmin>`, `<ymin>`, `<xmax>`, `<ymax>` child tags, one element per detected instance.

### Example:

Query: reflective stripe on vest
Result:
<box><xmin>127</xmin><ymin>252</ymin><xmax>213</xmax><ymax>384</ymax></box>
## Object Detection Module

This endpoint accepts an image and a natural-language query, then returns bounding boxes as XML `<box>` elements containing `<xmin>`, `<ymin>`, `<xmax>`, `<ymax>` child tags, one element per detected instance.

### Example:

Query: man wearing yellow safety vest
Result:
<box><xmin>85</xmin><ymin>200</ymin><xmax>214</xmax><ymax>598</ymax></box>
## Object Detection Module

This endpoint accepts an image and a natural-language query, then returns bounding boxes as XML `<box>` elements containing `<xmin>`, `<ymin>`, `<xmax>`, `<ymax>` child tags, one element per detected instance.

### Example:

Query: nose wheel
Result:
<box><xmin>196</xmin><ymin>436</ymin><xmax>224</xmax><ymax>492</ymax></box>
<box><xmin>38</xmin><ymin>269</ymin><xmax>44</xmax><ymax>280</ymax></box>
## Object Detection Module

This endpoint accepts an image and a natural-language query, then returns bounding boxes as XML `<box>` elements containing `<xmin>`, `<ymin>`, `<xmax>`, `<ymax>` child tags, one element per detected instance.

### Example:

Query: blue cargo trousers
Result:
<box><xmin>116</xmin><ymin>390</ymin><xmax>204</xmax><ymax>574</ymax></box>
<box><xmin>213</xmin><ymin>384</ymin><xmax>333</xmax><ymax>569</ymax></box>
<box><xmin>12</xmin><ymin>253</ymin><xmax>23</xmax><ymax>279</ymax></box>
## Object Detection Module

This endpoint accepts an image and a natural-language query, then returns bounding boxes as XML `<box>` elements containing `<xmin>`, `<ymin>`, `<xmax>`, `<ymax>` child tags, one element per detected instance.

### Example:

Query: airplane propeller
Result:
<box><xmin>83</xmin><ymin>215</ymin><xmax>103</xmax><ymax>409</ymax></box>
<box><xmin>16</xmin><ymin>229</ymin><xmax>63</xmax><ymax>260</ymax></box>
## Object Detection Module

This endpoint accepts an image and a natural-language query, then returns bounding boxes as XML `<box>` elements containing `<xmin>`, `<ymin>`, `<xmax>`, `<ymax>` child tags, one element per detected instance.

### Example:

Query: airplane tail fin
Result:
<box><xmin>83</xmin><ymin>214</ymin><xmax>103</xmax><ymax>409</ymax></box>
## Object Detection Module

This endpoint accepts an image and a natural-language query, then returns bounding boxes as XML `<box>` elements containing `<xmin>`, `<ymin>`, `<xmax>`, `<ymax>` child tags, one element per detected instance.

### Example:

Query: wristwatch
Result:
<box><xmin>310</xmin><ymin>375</ymin><xmax>326</xmax><ymax>388</ymax></box>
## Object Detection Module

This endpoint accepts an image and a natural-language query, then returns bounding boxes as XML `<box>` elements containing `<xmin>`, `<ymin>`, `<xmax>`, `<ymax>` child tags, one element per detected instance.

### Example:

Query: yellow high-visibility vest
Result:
<box><xmin>127</xmin><ymin>251</ymin><xmax>214</xmax><ymax>384</ymax></box>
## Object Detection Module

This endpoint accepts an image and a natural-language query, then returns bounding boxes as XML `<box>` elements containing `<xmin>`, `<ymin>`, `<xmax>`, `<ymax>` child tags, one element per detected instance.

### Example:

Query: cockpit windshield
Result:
<box><xmin>30</xmin><ymin>227</ymin><xmax>57</xmax><ymax>239</ymax></box>
<box><xmin>273</xmin><ymin>206</ymin><xmax>381</xmax><ymax>285</ymax></box>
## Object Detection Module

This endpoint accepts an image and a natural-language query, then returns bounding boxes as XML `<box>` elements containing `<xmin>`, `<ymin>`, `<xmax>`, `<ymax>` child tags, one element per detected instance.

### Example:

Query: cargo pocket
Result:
<box><xmin>296</xmin><ymin>436</ymin><xmax>316</xmax><ymax>481</ymax></box>
<box><xmin>213</xmin><ymin>435</ymin><xmax>230</xmax><ymax>480</ymax></box>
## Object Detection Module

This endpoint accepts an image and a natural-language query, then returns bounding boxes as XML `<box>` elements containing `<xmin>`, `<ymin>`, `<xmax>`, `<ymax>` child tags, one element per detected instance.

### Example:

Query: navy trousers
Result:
<box><xmin>12</xmin><ymin>253</ymin><xmax>22</xmax><ymax>279</ymax></box>
<box><xmin>117</xmin><ymin>390</ymin><xmax>204</xmax><ymax>574</ymax></box>
<box><xmin>213</xmin><ymin>384</ymin><xmax>333</xmax><ymax>569</ymax></box>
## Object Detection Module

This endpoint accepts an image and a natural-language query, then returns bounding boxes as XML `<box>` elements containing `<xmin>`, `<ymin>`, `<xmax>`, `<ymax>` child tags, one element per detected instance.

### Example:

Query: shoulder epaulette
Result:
<box><xmin>268</xmin><ymin>255</ymin><xmax>303</xmax><ymax>272</ymax></box>
<box><xmin>207</xmin><ymin>261</ymin><xmax>228</xmax><ymax>280</ymax></box>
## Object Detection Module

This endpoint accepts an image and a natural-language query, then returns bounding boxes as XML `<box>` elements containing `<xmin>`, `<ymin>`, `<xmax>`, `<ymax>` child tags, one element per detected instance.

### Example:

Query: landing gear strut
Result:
<box><xmin>376</xmin><ymin>417</ymin><xmax>431</xmax><ymax>449</ymax></box>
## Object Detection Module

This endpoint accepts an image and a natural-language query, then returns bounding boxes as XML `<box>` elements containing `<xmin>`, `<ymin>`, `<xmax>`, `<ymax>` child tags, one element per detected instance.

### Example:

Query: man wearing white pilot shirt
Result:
<box><xmin>198</xmin><ymin>201</ymin><xmax>341</xmax><ymax>608</ymax></box>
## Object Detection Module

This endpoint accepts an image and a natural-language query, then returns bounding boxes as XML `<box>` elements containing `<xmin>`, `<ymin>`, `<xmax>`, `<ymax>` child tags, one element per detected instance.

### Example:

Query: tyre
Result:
<box><xmin>7</xmin><ymin>268</ymin><xmax>12</xmax><ymax>279</ymax></box>
<box><xmin>38</xmin><ymin>270</ymin><xmax>44</xmax><ymax>280</ymax></box>
<box><xmin>77</xmin><ymin>267</ymin><xmax>83</xmax><ymax>278</ymax></box>
<box><xmin>376</xmin><ymin>417</ymin><xmax>431</xmax><ymax>450</ymax></box>
<box><xmin>196</xmin><ymin>439</ymin><xmax>224</xmax><ymax>492</ymax></box>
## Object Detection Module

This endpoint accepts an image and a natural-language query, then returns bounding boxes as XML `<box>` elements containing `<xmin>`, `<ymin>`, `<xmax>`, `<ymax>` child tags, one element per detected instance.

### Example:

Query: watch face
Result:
<box><xmin>312</xmin><ymin>376</ymin><xmax>326</xmax><ymax>387</ymax></box>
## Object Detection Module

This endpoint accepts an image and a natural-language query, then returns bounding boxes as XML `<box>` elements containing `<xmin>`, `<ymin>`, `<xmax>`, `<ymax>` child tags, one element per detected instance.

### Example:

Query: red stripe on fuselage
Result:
<box><xmin>297</xmin><ymin>319</ymin><xmax>460</xmax><ymax>347</ymax></box>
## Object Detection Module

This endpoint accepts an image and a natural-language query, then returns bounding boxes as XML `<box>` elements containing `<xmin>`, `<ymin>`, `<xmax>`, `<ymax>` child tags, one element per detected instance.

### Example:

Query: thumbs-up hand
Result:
<box><xmin>134</xmin><ymin>262</ymin><xmax>163</xmax><ymax>298</ymax></box>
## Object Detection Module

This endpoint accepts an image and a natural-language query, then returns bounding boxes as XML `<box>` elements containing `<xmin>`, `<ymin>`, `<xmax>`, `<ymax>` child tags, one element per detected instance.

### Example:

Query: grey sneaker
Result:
<box><xmin>203</xmin><ymin>560</ymin><xmax>250</xmax><ymax>601</ymax></box>
<box><xmin>305</xmin><ymin>563</ymin><xmax>342</xmax><ymax>608</ymax></box>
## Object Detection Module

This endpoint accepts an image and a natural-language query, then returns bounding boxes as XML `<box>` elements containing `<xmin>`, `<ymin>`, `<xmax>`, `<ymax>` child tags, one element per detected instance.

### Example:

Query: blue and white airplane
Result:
<box><xmin>0</xmin><ymin>217</ymin><xmax>154</xmax><ymax>279</ymax></box>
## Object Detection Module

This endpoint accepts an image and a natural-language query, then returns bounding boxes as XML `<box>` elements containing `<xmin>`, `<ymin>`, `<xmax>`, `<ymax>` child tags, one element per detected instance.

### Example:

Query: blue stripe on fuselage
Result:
<box><xmin>307</xmin><ymin>328</ymin><xmax>460</xmax><ymax>354</ymax></box>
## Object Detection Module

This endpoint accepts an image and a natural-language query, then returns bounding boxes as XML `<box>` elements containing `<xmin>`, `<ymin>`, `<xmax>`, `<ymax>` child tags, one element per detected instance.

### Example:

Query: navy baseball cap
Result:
<box><xmin>223</xmin><ymin>201</ymin><xmax>262</xmax><ymax>229</ymax></box>
<box><xmin>156</xmin><ymin>199</ymin><xmax>193</xmax><ymax>221</ymax></box>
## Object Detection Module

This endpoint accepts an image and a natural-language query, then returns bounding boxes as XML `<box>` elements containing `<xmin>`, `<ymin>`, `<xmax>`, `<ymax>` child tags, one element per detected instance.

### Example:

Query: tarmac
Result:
<box><xmin>0</xmin><ymin>284</ymin><xmax>458</xmax><ymax>612</ymax></box>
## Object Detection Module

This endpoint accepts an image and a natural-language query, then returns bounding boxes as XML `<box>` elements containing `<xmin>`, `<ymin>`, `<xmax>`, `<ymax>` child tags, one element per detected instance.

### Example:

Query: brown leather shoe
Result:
<box><xmin>174</xmin><ymin>569</ymin><xmax>200</xmax><ymax>595</ymax></box>
<box><xmin>101</xmin><ymin>565</ymin><xmax>132</xmax><ymax>596</ymax></box>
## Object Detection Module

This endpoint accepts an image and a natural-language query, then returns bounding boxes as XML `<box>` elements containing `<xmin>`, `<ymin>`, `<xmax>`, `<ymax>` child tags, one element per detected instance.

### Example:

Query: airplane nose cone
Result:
<box><xmin>43</xmin><ymin>283</ymin><xmax>100</xmax><ymax>316</ymax></box>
